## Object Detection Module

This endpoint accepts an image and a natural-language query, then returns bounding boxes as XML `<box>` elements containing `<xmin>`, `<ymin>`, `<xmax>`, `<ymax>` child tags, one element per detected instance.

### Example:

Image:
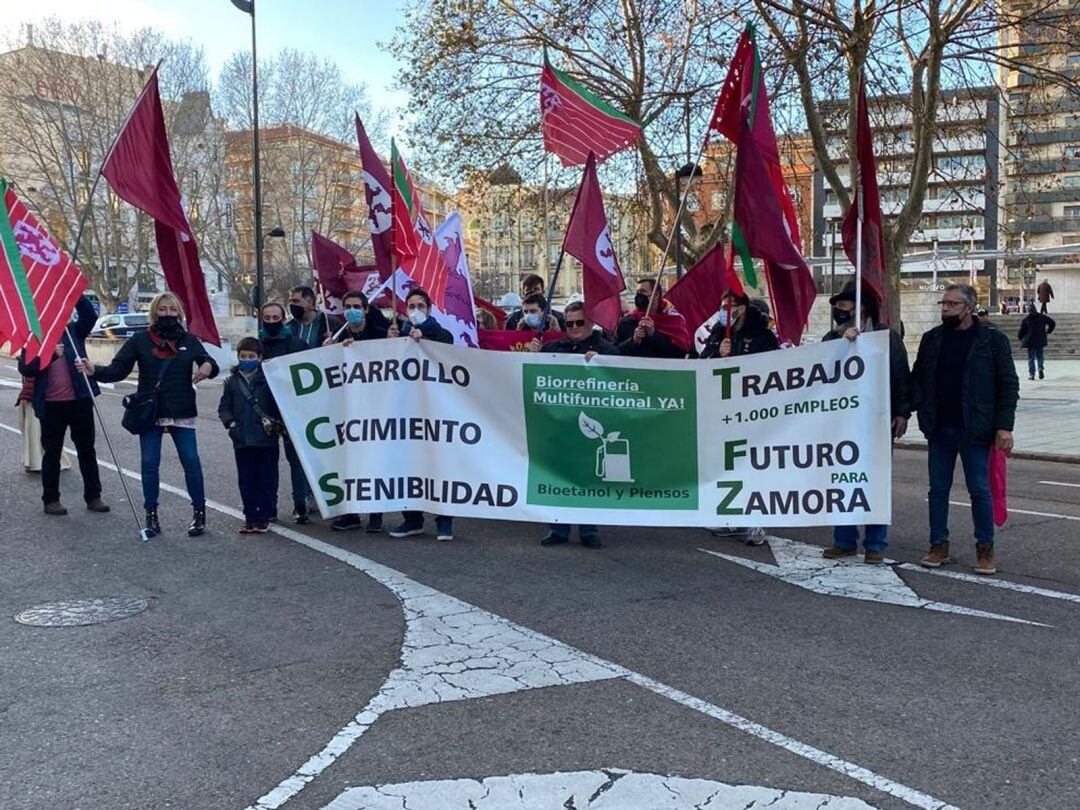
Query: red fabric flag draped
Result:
<box><xmin>714</xmin><ymin>27</ymin><xmax>815</xmax><ymax>344</ymax></box>
<box><xmin>841</xmin><ymin>74</ymin><xmax>889</xmax><ymax>323</ymax></box>
<box><xmin>1</xmin><ymin>181</ymin><xmax>88</xmax><ymax>369</ymax></box>
<box><xmin>101</xmin><ymin>70</ymin><xmax>219</xmax><ymax>344</ymax></box>
<box><xmin>540</xmin><ymin>47</ymin><xmax>644</xmax><ymax>167</ymax></box>
<box><xmin>562</xmin><ymin>152</ymin><xmax>626</xmax><ymax>331</ymax></box>
<box><xmin>355</xmin><ymin>115</ymin><xmax>393</xmax><ymax>280</ymax></box>
<box><xmin>665</xmin><ymin>241</ymin><xmax>741</xmax><ymax>334</ymax></box>
<box><xmin>310</xmin><ymin>230</ymin><xmax>373</xmax><ymax>297</ymax></box>
<box><xmin>390</xmin><ymin>140</ymin><xmax>449</xmax><ymax>307</ymax></box>
<box><xmin>474</xmin><ymin>295</ymin><xmax>507</xmax><ymax>329</ymax></box>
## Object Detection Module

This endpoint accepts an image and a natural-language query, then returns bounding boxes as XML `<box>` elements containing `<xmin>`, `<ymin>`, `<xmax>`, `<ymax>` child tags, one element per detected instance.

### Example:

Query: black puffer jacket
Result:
<box><xmin>542</xmin><ymin>332</ymin><xmax>620</xmax><ymax>355</ymax></box>
<box><xmin>614</xmin><ymin>315</ymin><xmax>686</xmax><ymax>358</ymax></box>
<box><xmin>823</xmin><ymin>323</ymin><xmax>912</xmax><ymax>419</ymax></box>
<box><xmin>218</xmin><ymin>368</ymin><xmax>279</xmax><ymax>448</ymax></box>
<box><xmin>400</xmin><ymin>316</ymin><xmax>454</xmax><ymax>345</ymax></box>
<box><xmin>259</xmin><ymin>326</ymin><xmax>307</xmax><ymax>360</ymax></box>
<box><xmin>1018</xmin><ymin>312</ymin><xmax>1055</xmax><ymax>349</ymax></box>
<box><xmin>911</xmin><ymin>321</ymin><xmax>1019</xmax><ymax>444</ymax></box>
<box><xmin>93</xmin><ymin>327</ymin><xmax>219</xmax><ymax>420</ymax></box>
<box><xmin>699</xmin><ymin>306</ymin><xmax>778</xmax><ymax>358</ymax></box>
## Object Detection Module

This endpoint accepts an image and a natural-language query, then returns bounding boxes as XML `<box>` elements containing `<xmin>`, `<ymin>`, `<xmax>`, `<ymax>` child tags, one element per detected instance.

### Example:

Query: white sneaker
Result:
<box><xmin>437</xmin><ymin>532</ymin><xmax>453</xmax><ymax>542</ymax></box>
<box><xmin>745</xmin><ymin>527</ymin><xmax>767</xmax><ymax>546</ymax></box>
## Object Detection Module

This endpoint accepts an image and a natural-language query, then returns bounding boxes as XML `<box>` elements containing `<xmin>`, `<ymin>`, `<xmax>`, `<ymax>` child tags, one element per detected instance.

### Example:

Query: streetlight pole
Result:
<box><xmin>231</xmin><ymin>0</ymin><xmax>264</xmax><ymax>313</ymax></box>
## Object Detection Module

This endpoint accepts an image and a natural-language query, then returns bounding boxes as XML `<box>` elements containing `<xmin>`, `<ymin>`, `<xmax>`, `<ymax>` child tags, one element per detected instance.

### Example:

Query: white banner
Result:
<box><xmin>264</xmin><ymin>331</ymin><xmax>893</xmax><ymax>527</ymax></box>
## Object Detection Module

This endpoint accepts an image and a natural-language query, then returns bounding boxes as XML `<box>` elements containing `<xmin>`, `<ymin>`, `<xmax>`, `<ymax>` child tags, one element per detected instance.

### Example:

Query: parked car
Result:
<box><xmin>89</xmin><ymin>312</ymin><xmax>150</xmax><ymax>339</ymax></box>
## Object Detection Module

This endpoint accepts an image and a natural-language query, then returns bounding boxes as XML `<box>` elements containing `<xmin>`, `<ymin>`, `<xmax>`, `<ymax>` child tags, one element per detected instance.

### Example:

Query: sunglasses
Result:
<box><xmin>565</xmin><ymin>319</ymin><xmax>587</xmax><ymax>328</ymax></box>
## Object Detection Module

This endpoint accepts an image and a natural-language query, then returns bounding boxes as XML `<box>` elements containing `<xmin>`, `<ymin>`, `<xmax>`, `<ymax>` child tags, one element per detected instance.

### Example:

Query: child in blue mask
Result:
<box><xmin>219</xmin><ymin>337</ymin><xmax>282</xmax><ymax>534</ymax></box>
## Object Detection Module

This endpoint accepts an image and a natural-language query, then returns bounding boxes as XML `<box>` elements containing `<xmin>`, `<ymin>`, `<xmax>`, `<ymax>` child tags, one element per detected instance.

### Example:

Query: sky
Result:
<box><xmin>1</xmin><ymin>0</ymin><xmax>411</xmax><ymax>135</ymax></box>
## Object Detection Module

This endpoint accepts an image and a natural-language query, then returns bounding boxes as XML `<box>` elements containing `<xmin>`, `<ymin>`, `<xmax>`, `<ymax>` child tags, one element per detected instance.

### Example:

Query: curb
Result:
<box><xmin>895</xmin><ymin>441</ymin><xmax>1080</xmax><ymax>465</ymax></box>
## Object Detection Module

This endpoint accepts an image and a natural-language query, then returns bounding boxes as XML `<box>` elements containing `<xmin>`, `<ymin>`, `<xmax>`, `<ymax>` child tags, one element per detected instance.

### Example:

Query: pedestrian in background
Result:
<box><xmin>821</xmin><ymin>284</ymin><xmax>911</xmax><ymax>564</ymax></box>
<box><xmin>18</xmin><ymin>294</ymin><xmax>106</xmax><ymax>515</ymax></box>
<box><xmin>79</xmin><ymin>292</ymin><xmax>218</xmax><ymax>538</ymax></box>
<box><xmin>1018</xmin><ymin>303</ymin><xmax>1055</xmax><ymax>381</ymax></box>
<box><xmin>1037</xmin><ymin>279</ymin><xmax>1054</xmax><ymax>314</ymax></box>
<box><xmin>911</xmin><ymin>283</ymin><xmax>1018</xmax><ymax>576</ymax></box>
<box><xmin>219</xmin><ymin>337</ymin><xmax>280</xmax><ymax>534</ymax></box>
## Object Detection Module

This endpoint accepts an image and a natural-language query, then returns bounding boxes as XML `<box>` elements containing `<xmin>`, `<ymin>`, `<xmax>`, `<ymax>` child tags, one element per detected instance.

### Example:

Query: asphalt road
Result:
<box><xmin>2</xmin><ymin>359</ymin><xmax>1079</xmax><ymax>810</ymax></box>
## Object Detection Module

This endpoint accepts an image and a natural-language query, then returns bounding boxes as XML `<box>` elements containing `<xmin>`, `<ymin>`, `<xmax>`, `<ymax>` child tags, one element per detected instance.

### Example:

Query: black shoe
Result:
<box><xmin>43</xmin><ymin>501</ymin><xmax>68</xmax><ymax>516</ymax></box>
<box><xmin>366</xmin><ymin>516</ymin><xmax>384</xmax><ymax>534</ymax></box>
<box><xmin>581</xmin><ymin>535</ymin><xmax>603</xmax><ymax>549</ymax></box>
<box><xmin>331</xmin><ymin>514</ymin><xmax>363</xmax><ymax>531</ymax></box>
<box><xmin>145</xmin><ymin>509</ymin><xmax>161</xmax><ymax>538</ymax></box>
<box><xmin>1039</xmin><ymin>369</ymin><xmax>1045</xmax><ymax>380</ymax></box>
<box><xmin>86</xmin><ymin>498</ymin><xmax>110</xmax><ymax>513</ymax></box>
<box><xmin>188</xmin><ymin>508</ymin><xmax>206</xmax><ymax>537</ymax></box>
<box><xmin>293</xmin><ymin>504</ymin><xmax>311</xmax><ymax>525</ymax></box>
<box><xmin>539</xmin><ymin>532</ymin><xmax>568</xmax><ymax>546</ymax></box>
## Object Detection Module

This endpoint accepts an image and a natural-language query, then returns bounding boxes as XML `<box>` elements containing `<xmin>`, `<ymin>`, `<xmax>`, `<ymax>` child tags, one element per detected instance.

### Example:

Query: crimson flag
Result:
<box><xmin>734</xmin><ymin>120</ymin><xmax>815</xmax><ymax>343</ymax></box>
<box><xmin>474</xmin><ymin>295</ymin><xmax>507</xmax><ymax>329</ymax></box>
<box><xmin>665</xmin><ymin>241</ymin><xmax>739</xmax><ymax>334</ymax></box>
<box><xmin>841</xmin><ymin>74</ymin><xmax>889</xmax><ymax>323</ymax></box>
<box><xmin>101</xmin><ymin>71</ymin><xmax>219</xmax><ymax>344</ymax></box>
<box><xmin>562</xmin><ymin>152</ymin><xmax>626</xmax><ymax>331</ymax></box>
<box><xmin>540</xmin><ymin>47</ymin><xmax>644</xmax><ymax>167</ymax></box>
<box><xmin>310</xmin><ymin>230</ymin><xmax>372</xmax><ymax>297</ymax></box>
<box><xmin>355</xmin><ymin>115</ymin><xmax>393</xmax><ymax>279</ymax></box>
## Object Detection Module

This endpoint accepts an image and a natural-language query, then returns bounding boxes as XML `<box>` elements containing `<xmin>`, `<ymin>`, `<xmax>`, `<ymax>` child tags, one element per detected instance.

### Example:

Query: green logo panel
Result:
<box><xmin>523</xmin><ymin>363</ymin><xmax>698</xmax><ymax>510</ymax></box>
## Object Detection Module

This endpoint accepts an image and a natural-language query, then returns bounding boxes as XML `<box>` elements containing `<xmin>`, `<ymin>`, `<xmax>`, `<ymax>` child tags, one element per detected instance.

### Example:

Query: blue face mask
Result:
<box><xmin>524</xmin><ymin>312</ymin><xmax>542</xmax><ymax>329</ymax></box>
<box><xmin>344</xmin><ymin>308</ymin><xmax>365</xmax><ymax>326</ymax></box>
<box><xmin>238</xmin><ymin>358</ymin><xmax>260</xmax><ymax>373</ymax></box>
<box><xmin>717</xmin><ymin>309</ymin><xmax>730</xmax><ymax>327</ymax></box>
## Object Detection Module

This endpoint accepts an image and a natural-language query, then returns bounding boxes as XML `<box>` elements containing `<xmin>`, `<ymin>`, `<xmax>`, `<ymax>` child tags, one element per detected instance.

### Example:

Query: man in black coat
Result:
<box><xmin>912</xmin><ymin>283</ymin><xmax>1019</xmax><ymax>576</ymax></box>
<box><xmin>820</xmin><ymin>283</ymin><xmax>911</xmax><ymax>564</ymax></box>
<box><xmin>18</xmin><ymin>295</ymin><xmax>108</xmax><ymax>516</ymax></box>
<box><xmin>1018</xmin><ymin>303</ymin><xmax>1055</xmax><ymax>381</ymax></box>
<box><xmin>699</xmin><ymin>291</ymin><xmax>778</xmax><ymax>359</ymax></box>
<box><xmin>613</xmin><ymin>278</ymin><xmax>690</xmax><ymax>358</ymax></box>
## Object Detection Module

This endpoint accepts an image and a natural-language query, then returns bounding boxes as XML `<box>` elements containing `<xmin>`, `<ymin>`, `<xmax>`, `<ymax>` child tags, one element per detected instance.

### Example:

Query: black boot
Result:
<box><xmin>145</xmin><ymin>509</ymin><xmax>161</xmax><ymax>538</ymax></box>
<box><xmin>188</xmin><ymin>507</ymin><xmax>206</xmax><ymax>537</ymax></box>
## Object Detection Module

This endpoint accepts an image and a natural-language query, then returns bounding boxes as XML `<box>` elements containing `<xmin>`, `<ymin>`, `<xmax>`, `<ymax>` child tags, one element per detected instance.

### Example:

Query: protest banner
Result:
<box><xmin>263</xmin><ymin>330</ymin><xmax>893</xmax><ymax>527</ymax></box>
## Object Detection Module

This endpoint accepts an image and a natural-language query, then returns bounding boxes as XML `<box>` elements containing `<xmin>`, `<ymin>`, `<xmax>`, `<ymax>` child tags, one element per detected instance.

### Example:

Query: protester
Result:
<box><xmin>1037</xmin><ymin>279</ymin><xmax>1054</xmax><ymax>314</ymax></box>
<box><xmin>533</xmin><ymin>301</ymin><xmax>618</xmax><ymax>549</ymax></box>
<box><xmin>325</xmin><ymin>290</ymin><xmax>388</xmax><ymax>533</ymax></box>
<box><xmin>820</xmin><ymin>283</ymin><xmax>911</xmax><ymax>564</ymax></box>
<box><xmin>259</xmin><ymin>302</ymin><xmax>314</xmax><ymax>524</ymax></box>
<box><xmin>18</xmin><ymin>294</ymin><xmax>107</xmax><ymax>516</ymax></box>
<box><xmin>700</xmin><ymin>291</ymin><xmax>777</xmax><ymax>545</ymax></box>
<box><xmin>287</xmin><ymin>285</ymin><xmax>340</xmax><ymax>349</ymax></box>
<box><xmin>513</xmin><ymin>292</ymin><xmax>561</xmax><ymax>334</ymax></box>
<box><xmin>79</xmin><ymin>292</ymin><xmax>219</xmax><ymax>538</ymax></box>
<box><xmin>911</xmin><ymin>283</ymin><xmax>1018</xmax><ymax>575</ymax></box>
<box><xmin>614</xmin><ymin>278</ymin><xmax>691</xmax><ymax>358</ymax></box>
<box><xmin>699</xmin><ymin>291</ymin><xmax>778</xmax><ymax>359</ymax></box>
<box><xmin>476</xmin><ymin>308</ymin><xmax>497</xmax><ymax>330</ymax></box>
<box><xmin>218</xmin><ymin>337</ymin><xmax>281</xmax><ymax>534</ymax></box>
<box><xmin>387</xmin><ymin>288</ymin><xmax>457</xmax><ymax>541</ymax></box>
<box><xmin>1018</xmin><ymin>302</ymin><xmax>1055</xmax><ymax>381</ymax></box>
<box><xmin>505</xmin><ymin>273</ymin><xmax>566</xmax><ymax>330</ymax></box>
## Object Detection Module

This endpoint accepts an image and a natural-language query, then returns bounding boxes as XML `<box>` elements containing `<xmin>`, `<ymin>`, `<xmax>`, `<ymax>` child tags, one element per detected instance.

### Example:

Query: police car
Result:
<box><xmin>89</xmin><ymin>312</ymin><xmax>150</xmax><ymax>339</ymax></box>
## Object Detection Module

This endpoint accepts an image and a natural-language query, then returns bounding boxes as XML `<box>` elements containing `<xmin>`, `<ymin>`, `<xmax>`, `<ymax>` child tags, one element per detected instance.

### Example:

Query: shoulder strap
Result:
<box><xmin>152</xmin><ymin>358</ymin><xmax>173</xmax><ymax>391</ymax></box>
<box><xmin>235</xmin><ymin>374</ymin><xmax>273</xmax><ymax>422</ymax></box>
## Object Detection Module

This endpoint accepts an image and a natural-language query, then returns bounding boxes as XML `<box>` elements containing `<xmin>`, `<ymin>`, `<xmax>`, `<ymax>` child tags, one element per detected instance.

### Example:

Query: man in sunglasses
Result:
<box><xmin>911</xmin><ymin>282</ymin><xmax>1018</xmax><ymax>576</ymax></box>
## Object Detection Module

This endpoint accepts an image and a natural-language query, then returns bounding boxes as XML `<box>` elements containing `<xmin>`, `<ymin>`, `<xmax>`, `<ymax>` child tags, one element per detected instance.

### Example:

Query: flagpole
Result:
<box><xmin>537</xmin><ymin>153</ymin><xmax>586</xmax><ymax>339</ymax></box>
<box><xmin>64</xmin><ymin>326</ymin><xmax>150</xmax><ymax>541</ymax></box>
<box><xmin>855</xmin><ymin>186</ymin><xmax>864</xmax><ymax>331</ymax></box>
<box><xmin>248</xmin><ymin>0</ymin><xmax>266</xmax><ymax>315</ymax></box>
<box><xmin>542</xmin><ymin>152</ymin><xmax>551</xmax><ymax>296</ymax></box>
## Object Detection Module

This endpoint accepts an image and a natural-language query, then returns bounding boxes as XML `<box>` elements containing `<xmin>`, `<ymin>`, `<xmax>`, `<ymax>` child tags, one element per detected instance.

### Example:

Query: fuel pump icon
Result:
<box><xmin>578</xmin><ymin>411</ymin><xmax>634</xmax><ymax>483</ymax></box>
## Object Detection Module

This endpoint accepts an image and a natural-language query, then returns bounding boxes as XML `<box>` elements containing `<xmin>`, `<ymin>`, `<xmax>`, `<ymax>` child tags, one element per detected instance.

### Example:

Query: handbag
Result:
<box><xmin>235</xmin><ymin>374</ymin><xmax>285</xmax><ymax>439</ymax></box>
<box><xmin>120</xmin><ymin>359</ymin><xmax>173</xmax><ymax>435</ymax></box>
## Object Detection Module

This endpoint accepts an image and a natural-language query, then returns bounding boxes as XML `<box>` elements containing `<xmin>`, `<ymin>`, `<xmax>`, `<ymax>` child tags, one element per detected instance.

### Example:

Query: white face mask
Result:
<box><xmin>408</xmin><ymin>308</ymin><xmax>427</xmax><ymax>326</ymax></box>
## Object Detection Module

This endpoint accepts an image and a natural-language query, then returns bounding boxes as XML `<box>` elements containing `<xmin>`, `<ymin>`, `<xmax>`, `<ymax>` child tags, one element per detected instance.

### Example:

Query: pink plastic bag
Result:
<box><xmin>989</xmin><ymin>446</ymin><xmax>1008</xmax><ymax>527</ymax></box>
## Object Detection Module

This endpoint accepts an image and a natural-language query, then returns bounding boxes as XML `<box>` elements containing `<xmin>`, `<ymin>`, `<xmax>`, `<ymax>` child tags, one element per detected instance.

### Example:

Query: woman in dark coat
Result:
<box><xmin>79</xmin><ymin>292</ymin><xmax>218</xmax><ymax>537</ymax></box>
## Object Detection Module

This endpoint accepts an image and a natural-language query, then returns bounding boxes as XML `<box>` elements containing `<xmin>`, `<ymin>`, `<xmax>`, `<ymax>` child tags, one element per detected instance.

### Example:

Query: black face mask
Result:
<box><xmin>289</xmin><ymin>304</ymin><xmax>307</xmax><ymax>321</ymax></box>
<box><xmin>262</xmin><ymin>321</ymin><xmax>284</xmax><ymax>337</ymax></box>
<box><xmin>832</xmin><ymin>307</ymin><xmax>854</xmax><ymax>325</ymax></box>
<box><xmin>634</xmin><ymin>293</ymin><xmax>651</xmax><ymax>312</ymax></box>
<box><xmin>942</xmin><ymin>314</ymin><xmax>964</xmax><ymax>330</ymax></box>
<box><xmin>155</xmin><ymin>315</ymin><xmax>182</xmax><ymax>338</ymax></box>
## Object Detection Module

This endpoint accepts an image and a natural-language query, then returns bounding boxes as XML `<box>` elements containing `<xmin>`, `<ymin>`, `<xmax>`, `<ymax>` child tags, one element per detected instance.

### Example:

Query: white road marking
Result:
<box><xmin>1039</xmin><ymin>481</ymin><xmax>1080</xmax><ymax>489</ymax></box>
<box><xmin>322</xmin><ymin>769</ymin><xmax>879</xmax><ymax>809</ymax></box>
<box><xmin>0</xmin><ymin>420</ymin><xmax>962</xmax><ymax>810</ymax></box>
<box><xmin>898</xmin><ymin>563</ymin><xmax>1080</xmax><ymax>605</ymax></box>
<box><xmin>700</xmin><ymin>538</ymin><xmax>1047</xmax><ymax>626</ymax></box>
<box><xmin>948</xmin><ymin>500</ymin><xmax>1080</xmax><ymax>522</ymax></box>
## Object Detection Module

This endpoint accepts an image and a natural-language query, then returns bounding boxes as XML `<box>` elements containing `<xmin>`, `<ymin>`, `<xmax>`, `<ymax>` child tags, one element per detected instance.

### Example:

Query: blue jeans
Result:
<box><xmin>928</xmin><ymin>427</ymin><xmax>994</xmax><ymax>545</ymax></box>
<box><xmin>138</xmin><ymin>426</ymin><xmax>205</xmax><ymax>510</ymax></box>
<box><xmin>833</xmin><ymin>524</ymin><xmax>888</xmax><ymax>553</ymax></box>
<box><xmin>401</xmin><ymin>511</ymin><xmax>452</xmax><ymax>534</ymax></box>
<box><xmin>1027</xmin><ymin>346</ymin><xmax>1045</xmax><ymax>376</ymax></box>
<box><xmin>549</xmin><ymin>523</ymin><xmax>599</xmax><ymax>541</ymax></box>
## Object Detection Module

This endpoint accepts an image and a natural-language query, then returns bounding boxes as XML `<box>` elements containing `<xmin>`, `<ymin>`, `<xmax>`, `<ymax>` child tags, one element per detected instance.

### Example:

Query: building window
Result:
<box><xmin>523</xmin><ymin>245</ymin><xmax>535</xmax><ymax>265</ymax></box>
<box><xmin>1063</xmin><ymin>175</ymin><xmax>1080</xmax><ymax>189</ymax></box>
<box><xmin>1065</xmin><ymin>146</ymin><xmax>1080</xmax><ymax>159</ymax></box>
<box><xmin>1064</xmin><ymin>205</ymin><xmax>1080</xmax><ymax>219</ymax></box>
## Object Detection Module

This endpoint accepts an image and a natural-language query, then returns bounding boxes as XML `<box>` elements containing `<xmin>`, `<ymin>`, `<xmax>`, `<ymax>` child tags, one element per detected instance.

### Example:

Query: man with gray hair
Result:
<box><xmin>911</xmin><ymin>283</ymin><xmax>1018</xmax><ymax>575</ymax></box>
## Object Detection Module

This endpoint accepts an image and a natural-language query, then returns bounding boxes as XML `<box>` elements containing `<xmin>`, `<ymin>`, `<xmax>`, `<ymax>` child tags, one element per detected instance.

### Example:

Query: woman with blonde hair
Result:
<box><xmin>79</xmin><ymin>292</ymin><xmax>218</xmax><ymax>537</ymax></box>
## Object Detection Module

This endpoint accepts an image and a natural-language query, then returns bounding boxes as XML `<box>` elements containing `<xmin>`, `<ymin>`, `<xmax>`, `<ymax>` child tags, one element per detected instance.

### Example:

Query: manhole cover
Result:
<box><xmin>14</xmin><ymin>597</ymin><xmax>149</xmax><ymax>627</ymax></box>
